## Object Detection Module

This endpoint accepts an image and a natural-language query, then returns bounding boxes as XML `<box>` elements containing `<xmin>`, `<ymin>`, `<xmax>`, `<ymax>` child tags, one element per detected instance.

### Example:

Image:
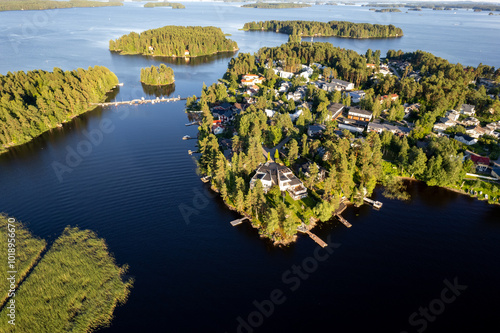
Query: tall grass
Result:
<box><xmin>0</xmin><ymin>226</ymin><xmax>133</xmax><ymax>333</ymax></box>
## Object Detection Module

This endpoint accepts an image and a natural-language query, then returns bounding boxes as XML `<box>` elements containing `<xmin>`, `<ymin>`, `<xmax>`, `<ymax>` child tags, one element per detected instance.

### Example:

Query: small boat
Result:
<box><xmin>201</xmin><ymin>176</ymin><xmax>211</xmax><ymax>183</ymax></box>
<box><xmin>182</xmin><ymin>135</ymin><xmax>192</xmax><ymax>140</ymax></box>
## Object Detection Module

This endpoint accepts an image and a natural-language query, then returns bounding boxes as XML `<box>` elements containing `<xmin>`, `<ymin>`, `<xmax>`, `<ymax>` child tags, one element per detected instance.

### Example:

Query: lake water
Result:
<box><xmin>0</xmin><ymin>2</ymin><xmax>499</xmax><ymax>332</ymax></box>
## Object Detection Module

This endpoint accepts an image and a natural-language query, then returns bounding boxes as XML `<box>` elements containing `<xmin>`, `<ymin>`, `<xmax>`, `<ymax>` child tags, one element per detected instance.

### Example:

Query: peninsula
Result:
<box><xmin>190</xmin><ymin>41</ymin><xmax>500</xmax><ymax>245</ymax></box>
<box><xmin>242</xmin><ymin>20</ymin><xmax>403</xmax><ymax>38</ymax></box>
<box><xmin>0</xmin><ymin>66</ymin><xmax>119</xmax><ymax>155</ymax></box>
<box><xmin>109</xmin><ymin>26</ymin><xmax>238</xmax><ymax>58</ymax></box>
<box><xmin>0</xmin><ymin>0</ymin><xmax>123</xmax><ymax>12</ymax></box>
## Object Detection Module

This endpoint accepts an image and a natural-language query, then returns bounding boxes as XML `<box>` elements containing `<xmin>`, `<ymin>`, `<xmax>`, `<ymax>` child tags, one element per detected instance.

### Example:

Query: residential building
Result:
<box><xmin>367</xmin><ymin>122</ymin><xmax>410</xmax><ymax>136</ymax></box>
<box><xmin>460</xmin><ymin>104</ymin><xmax>476</xmax><ymax>116</ymax></box>
<box><xmin>307</xmin><ymin>124</ymin><xmax>326</xmax><ymax>137</ymax></box>
<box><xmin>347</xmin><ymin>107</ymin><xmax>373</xmax><ymax>122</ymax></box>
<box><xmin>470</xmin><ymin>154</ymin><xmax>490</xmax><ymax>172</ymax></box>
<box><xmin>241</xmin><ymin>74</ymin><xmax>265</xmax><ymax>86</ymax></box>
<box><xmin>326</xmin><ymin>103</ymin><xmax>344</xmax><ymax>121</ymax></box>
<box><xmin>322</xmin><ymin>79</ymin><xmax>354</xmax><ymax>92</ymax></box>
<box><xmin>338</xmin><ymin>119</ymin><xmax>366</xmax><ymax>133</ymax></box>
<box><xmin>454</xmin><ymin>134</ymin><xmax>477</xmax><ymax>145</ymax></box>
<box><xmin>347</xmin><ymin>91</ymin><xmax>366</xmax><ymax>104</ymax></box>
<box><xmin>249</xmin><ymin>162</ymin><xmax>308</xmax><ymax>200</ymax></box>
<box><xmin>379</xmin><ymin>94</ymin><xmax>399</xmax><ymax>104</ymax></box>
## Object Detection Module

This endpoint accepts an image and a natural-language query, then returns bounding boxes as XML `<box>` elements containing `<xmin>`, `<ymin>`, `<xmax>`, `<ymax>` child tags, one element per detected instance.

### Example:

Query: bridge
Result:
<box><xmin>91</xmin><ymin>95</ymin><xmax>197</xmax><ymax>108</ymax></box>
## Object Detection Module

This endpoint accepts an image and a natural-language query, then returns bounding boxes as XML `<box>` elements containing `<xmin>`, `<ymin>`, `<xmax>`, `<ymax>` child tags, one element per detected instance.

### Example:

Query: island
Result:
<box><xmin>109</xmin><ymin>26</ymin><xmax>238</xmax><ymax>58</ymax></box>
<box><xmin>140</xmin><ymin>64</ymin><xmax>175</xmax><ymax>86</ymax></box>
<box><xmin>0</xmin><ymin>215</ymin><xmax>133</xmax><ymax>332</ymax></box>
<box><xmin>242</xmin><ymin>20</ymin><xmax>403</xmax><ymax>39</ymax></box>
<box><xmin>242</xmin><ymin>3</ymin><xmax>311</xmax><ymax>9</ymax></box>
<box><xmin>0</xmin><ymin>0</ymin><xmax>123</xmax><ymax>12</ymax></box>
<box><xmin>144</xmin><ymin>2</ymin><xmax>185</xmax><ymax>9</ymax></box>
<box><xmin>374</xmin><ymin>8</ymin><xmax>402</xmax><ymax>13</ymax></box>
<box><xmin>0</xmin><ymin>66</ymin><xmax>119</xmax><ymax>155</ymax></box>
<box><xmin>187</xmin><ymin>41</ymin><xmax>500</xmax><ymax>245</ymax></box>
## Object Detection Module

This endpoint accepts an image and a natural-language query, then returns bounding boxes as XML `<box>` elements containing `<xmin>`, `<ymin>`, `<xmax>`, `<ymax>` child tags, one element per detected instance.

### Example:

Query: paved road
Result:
<box><xmin>262</xmin><ymin>136</ymin><xmax>291</xmax><ymax>161</ymax></box>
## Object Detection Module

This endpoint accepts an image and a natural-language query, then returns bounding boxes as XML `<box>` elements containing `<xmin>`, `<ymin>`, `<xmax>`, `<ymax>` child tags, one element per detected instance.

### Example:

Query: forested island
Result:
<box><xmin>144</xmin><ymin>2</ymin><xmax>185</xmax><ymax>9</ymax></box>
<box><xmin>140</xmin><ymin>64</ymin><xmax>175</xmax><ymax>86</ymax></box>
<box><xmin>364</xmin><ymin>2</ymin><xmax>500</xmax><ymax>12</ymax></box>
<box><xmin>242</xmin><ymin>20</ymin><xmax>403</xmax><ymax>39</ymax></box>
<box><xmin>187</xmin><ymin>40</ymin><xmax>500</xmax><ymax>244</ymax></box>
<box><xmin>109</xmin><ymin>26</ymin><xmax>238</xmax><ymax>58</ymax></box>
<box><xmin>374</xmin><ymin>8</ymin><xmax>402</xmax><ymax>13</ymax></box>
<box><xmin>0</xmin><ymin>0</ymin><xmax>123</xmax><ymax>12</ymax></box>
<box><xmin>0</xmin><ymin>66</ymin><xmax>119</xmax><ymax>155</ymax></box>
<box><xmin>242</xmin><ymin>3</ymin><xmax>311</xmax><ymax>9</ymax></box>
<box><xmin>0</xmin><ymin>215</ymin><xmax>133</xmax><ymax>332</ymax></box>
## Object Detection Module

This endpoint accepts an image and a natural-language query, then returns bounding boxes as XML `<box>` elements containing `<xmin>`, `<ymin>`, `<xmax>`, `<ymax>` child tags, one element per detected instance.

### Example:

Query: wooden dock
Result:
<box><xmin>333</xmin><ymin>202</ymin><xmax>351</xmax><ymax>228</ymax></box>
<box><xmin>230</xmin><ymin>217</ymin><xmax>249</xmax><ymax>226</ymax></box>
<box><xmin>297</xmin><ymin>225</ymin><xmax>328</xmax><ymax>248</ymax></box>
<box><xmin>363</xmin><ymin>197</ymin><xmax>383</xmax><ymax>209</ymax></box>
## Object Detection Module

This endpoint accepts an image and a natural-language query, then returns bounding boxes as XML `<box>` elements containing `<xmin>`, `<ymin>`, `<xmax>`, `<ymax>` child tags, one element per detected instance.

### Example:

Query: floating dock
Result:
<box><xmin>230</xmin><ymin>217</ymin><xmax>249</xmax><ymax>226</ymax></box>
<box><xmin>297</xmin><ymin>224</ymin><xmax>328</xmax><ymax>247</ymax></box>
<box><xmin>333</xmin><ymin>202</ymin><xmax>351</xmax><ymax>228</ymax></box>
<box><xmin>363</xmin><ymin>197</ymin><xmax>383</xmax><ymax>209</ymax></box>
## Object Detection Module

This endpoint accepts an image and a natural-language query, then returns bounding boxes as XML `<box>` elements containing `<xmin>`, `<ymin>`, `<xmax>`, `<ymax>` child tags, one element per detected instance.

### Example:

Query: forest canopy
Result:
<box><xmin>109</xmin><ymin>26</ymin><xmax>238</xmax><ymax>58</ymax></box>
<box><xmin>0</xmin><ymin>0</ymin><xmax>123</xmax><ymax>12</ymax></box>
<box><xmin>144</xmin><ymin>2</ymin><xmax>185</xmax><ymax>9</ymax></box>
<box><xmin>140</xmin><ymin>64</ymin><xmax>175</xmax><ymax>86</ymax></box>
<box><xmin>242</xmin><ymin>20</ymin><xmax>403</xmax><ymax>38</ymax></box>
<box><xmin>241</xmin><ymin>3</ymin><xmax>311</xmax><ymax>9</ymax></box>
<box><xmin>0</xmin><ymin>66</ymin><xmax>119</xmax><ymax>154</ymax></box>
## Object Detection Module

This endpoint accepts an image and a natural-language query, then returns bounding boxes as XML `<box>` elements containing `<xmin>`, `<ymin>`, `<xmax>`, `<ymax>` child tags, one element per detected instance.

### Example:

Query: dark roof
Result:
<box><xmin>308</xmin><ymin>124</ymin><xmax>326</xmax><ymax>134</ymax></box>
<box><xmin>461</xmin><ymin>104</ymin><xmax>475</xmax><ymax>112</ymax></box>
<box><xmin>331</xmin><ymin>78</ymin><xmax>352</xmax><ymax>86</ymax></box>
<box><xmin>455</xmin><ymin>134</ymin><xmax>475</xmax><ymax>142</ymax></box>
<box><xmin>348</xmin><ymin>107</ymin><xmax>373</xmax><ymax>117</ymax></box>
<box><xmin>327</xmin><ymin>102</ymin><xmax>344</xmax><ymax>114</ymax></box>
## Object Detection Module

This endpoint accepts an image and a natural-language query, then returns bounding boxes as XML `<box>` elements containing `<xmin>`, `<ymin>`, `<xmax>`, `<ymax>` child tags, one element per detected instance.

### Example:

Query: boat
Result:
<box><xmin>182</xmin><ymin>135</ymin><xmax>191</xmax><ymax>140</ymax></box>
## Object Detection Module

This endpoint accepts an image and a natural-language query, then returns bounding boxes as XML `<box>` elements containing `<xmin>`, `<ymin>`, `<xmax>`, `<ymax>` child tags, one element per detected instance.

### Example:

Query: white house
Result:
<box><xmin>460</xmin><ymin>104</ymin><xmax>476</xmax><ymax>116</ymax></box>
<box><xmin>454</xmin><ymin>134</ymin><xmax>477</xmax><ymax>145</ymax></box>
<box><xmin>250</xmin><ymin>162</ymin><xmax>308</xmax><ymax>200</ymax></box>
<box><xmin>347</xmin><ymin>90</ymin><xmax>366</xmax><ymax>104</ymax></box>
<box><xmin>279</xmin><ymin>71</ymin><xmax>294</xmax><ymax>79</ymax></box>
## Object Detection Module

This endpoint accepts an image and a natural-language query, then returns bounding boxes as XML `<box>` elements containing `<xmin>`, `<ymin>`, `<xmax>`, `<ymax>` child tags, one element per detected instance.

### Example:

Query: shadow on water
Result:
<box><xmin>141</xmin><ymin>82</ymin><xmax>176</xmax><ymax>97</ymax></box>
<box><xmin>110</xmin><ymin>51</ymin><xmax>237</xmax><ymax>67</ymax></box>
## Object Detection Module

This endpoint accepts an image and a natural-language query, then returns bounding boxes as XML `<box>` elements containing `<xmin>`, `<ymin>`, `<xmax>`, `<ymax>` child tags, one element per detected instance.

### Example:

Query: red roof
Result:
<box><xmin>470</xmin><ymin>154</ymin><xmax>490</xmax><ymax>165</ymax></box>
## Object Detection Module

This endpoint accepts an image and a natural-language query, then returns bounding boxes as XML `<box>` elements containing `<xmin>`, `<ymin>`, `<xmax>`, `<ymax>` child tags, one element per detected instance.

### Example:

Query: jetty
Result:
<box><xmin>297</xmin><ymin>224</ymin><xmax>328</xmax><ymax>248</ymax></box>
<box><xmin>188</xmin><ymin>150</ymin><xmax>199</xmax><ymax>155</ymax></box>
<box><xmin>363</xmin><ymin>197</ymin><xmax>383</xmax><ymax>209</ymax></box>
<box><xmin>334</xmin><ymin>202</ymin><xmax>351</xmax><ymax>228</ymax></box>
<box><xmin>230</xmin><ymin>217</ymin><xmax>249</xmax><ymax>226</ymax></box>
<box><xmin>90</xmin><ymin>95</ymin><xmax>198</xmax><ymax>108</ymax></box>
<box><xmin>200</xmin><ymin>176</ymin><xmax>211</xmax><ymax>183</ymax></box>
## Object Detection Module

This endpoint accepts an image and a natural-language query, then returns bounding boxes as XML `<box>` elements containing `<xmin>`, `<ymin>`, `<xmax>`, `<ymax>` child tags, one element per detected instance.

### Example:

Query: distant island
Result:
<box><xmin>0</xmin><ymin>215</ymin><xmax>133</xmax><ymax>332</ymax></box>
<box><xmin>109</xmin><ymin>26</ymin><xmax>238</xmax><ymax>58</ymax></box>
<box><xmin>0</xmin><ymin>0</ymin><xmax>123</xmax><ymax>12</ymax></box>
<box><xmin>242</xmin><ymin>3</ymin><xmax>311</xmax><ymax>9</ymax></box>
<box><xmin>364</xmin><ymin>2</ymin><xmax>500</xmax><ymax>12</ymax></box>
<box><xmin>242</xmin><ymin>20</ymin><xmax>403</xmax><ymax>39</ymax></box>
<box><xmin>140</xmin><ymin>64</ymin><xmax>175</xmax><ymax>86</ymax></box>
<box><xmin>0</xmin><ymin>66</ymin><xmax>119</xmax><ymax>155</ymax></box>
<box><xmin>144</xmin><ymin>2</ymin><xmax>185</xmax><ymax>9</ymax></box>
<box><xmin>374</xmin><ymin>8</ymin><xmax>402</xmax><ymax>13</ymax></box>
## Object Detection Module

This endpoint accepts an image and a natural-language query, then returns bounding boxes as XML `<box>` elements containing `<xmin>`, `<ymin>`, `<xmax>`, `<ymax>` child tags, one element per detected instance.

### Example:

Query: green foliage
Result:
<box><xmin>382</xmin><ymin>175</ymin><xmax>410</xmax><ymax>200</ymax></box>
<box><xmin>0</xmin><ymin>221</ymin><xmax>133</xmax><ymax>333</ymax></box>
<box><xmin>0</xmin><ymin>0</ymin><xmax>122</xmax><ymax>11</ymax></box>
<box><xmin>144</xmin><ymin>2</ymin><xmax>185</xmax><ymax>9</ymax></box>
<box><xmin>109</xmin><ymin>26</ymin><xmax>238</xmax><ymax>58</ymax></box>
<box><xmin>140</xmin><ymin>64</ymin><xmax>175</xmax><ymax>86</ymax></box>
<box><xmin>0</xmin><ymin>66</ymin><xmax>119</xmax><ymax>154</ymax></box>
<box><xmin>243</xmin><ymin>20</ymin><xmax>403</xmax><ymax>38</ymax></box>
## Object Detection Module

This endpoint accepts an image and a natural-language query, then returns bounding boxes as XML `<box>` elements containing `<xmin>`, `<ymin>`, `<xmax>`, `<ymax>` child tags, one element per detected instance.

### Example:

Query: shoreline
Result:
<box><xmin>110</xmin><ymin>48</ymin><xmax>239</xmax><ymax>58</ymax></box>
<box><xmin>242</xmin><ymin>29</ymin><xmax>403</xmax><ymax>39</ymax></box>
<box><xmin>139</xmin><ymin>80</ymin><xmax>175</xmax><ymax>87</ymax></box>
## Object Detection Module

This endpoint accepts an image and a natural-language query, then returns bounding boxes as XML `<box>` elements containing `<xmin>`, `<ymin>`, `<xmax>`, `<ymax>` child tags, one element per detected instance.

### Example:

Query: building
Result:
<box><xmin>454</xmin><ymin>134</ymin><xmax>477</xmax><ymax>145</ymax></box>
<box><xmin>460</xmin><ymin>104</ymin><xmax>476</xmax><ymax>116</ymax></box>
<box><xmin>241</xmin><ymin>74</ymin><xmax>265</xmax><ymax>86</ymax></box>
<box><xmin>347</xmin><ymin>91</ymin><xmax>366</xmax><ymax>104</ymax></box>
<box><xmin>279</xmin><ymin>71</ymin><xmax>294</xmax><ymax>79</ymax></box>
<box><xmin>307</xmin><ymin>124</ymin><xmax>326</xmax><ymax>137</ymax></box>
<box><xmin>367</xmin><ymin>122</ymin><xmax>411</xmax><ymax>136</ymax></box>
<box><xmin>470</xmin><ymin>154</ymin><xmax>490</xmax><ymax>172</ymax></box>
<box><xmin>379</xmin><ymin>94</ymin><xmax>399</xmax><ymax>104</ymax></box>
<box><xmin>338</xmin><ymin>119</ymin><xmax>366</xmax><ymax>133</ymax></box>
<box><xmin>441</xmin><ymin>110</ymin><xmax>460</xmax><ymax>122</ymax></box>
<box><xmin>249</xmin><ymin>162</ymin><xmax>308</xmax><ymax>200</ymax></box>
<box><xmin>347</xmin><ymin>107</ymin><xmax>373</xmax><ymax>122</ymax></box>
<box><xmin>321</xmin><ymin>79</ymin><xmax>354</xmax><ymax>92</ymax></box>
<box><xmin>326</xmin><ymin>103</ymin><xmax>344</xmax><ymax>121</ymax></box>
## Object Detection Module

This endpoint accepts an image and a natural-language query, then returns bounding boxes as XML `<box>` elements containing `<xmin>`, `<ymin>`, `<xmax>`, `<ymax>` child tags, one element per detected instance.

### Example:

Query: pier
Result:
<box><xmin>334</xmin><ymin>202</ymin><xmax>352</xmax><ymax>228</ymax></box>
<box><xmin>363</xmin><ymin>197</ymin><xmax>383</xmax><ymax>209</ymax></box>
<box><xmin>230</xmin><ymin>217</ymin><xmax>249</xmax><ymax>226</ymax></box>
<box><xmin>91</xmin><ymin>95</ymin><xmax>197</xmax><ymax>108</ymax></box>
<box><xmin>297</xmin><ymin>224</ymin><xmax>328</xmax><ymax>248</ymax></box>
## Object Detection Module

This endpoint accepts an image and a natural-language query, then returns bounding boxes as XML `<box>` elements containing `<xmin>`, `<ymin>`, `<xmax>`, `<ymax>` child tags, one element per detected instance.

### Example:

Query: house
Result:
<box><xmin>347</xmin><ymin>107</ymin><xmax>373</xmax><ymax>122</ymax></box>
<box><xmin>379</xmin><ymin>94</ymin><xmax>399</xmax><ymax>104</ymax></box>
<box><xmin>367</xmin><ymin>122</ymin><xmax>410</xmax><ymax>136</ymax></box>
<box><xmin>366</xmin><ymin>63</ymin><xmax>376</xmax><ymax>69</ymax></box>
<box><xmin>289</xmin><ymin>109</ymin><xmax>303</xmax><ymax>122</ymax></box>
<box><xmin>433</xmin><ymin>122</ymin><xmax>452</xmax><ymax>135</ymax></box>
<box><xmin>460</xmin><ymin>104</ymin><xmax>476</xmax><ymax>116</ymax></box>
<box><xmin>307</xmin><ymin>124</ymin><xmax>326</xmax><ymax>137</ymax></box>
<box><xmin>454</xmin><ymin>134</ymin><xmax>477</xmax><ymax>145</ymax></box>
<box><xmin>249</xmin><ymin>162</ymin><xmax>308</xmax><ymax>200</ymax></box>
<box><xmin>347</xmin><ymin>91</ymin><xmax>366</xmax><ymax>104</ymax></box>
<box><xmin>404</xmin><ymin>103</ymin><xmax>421</xmax><ymax>118</ymax></box>
<box><xmin>463</xmin><ymin>117</ymin><xmax>480</xmax><ymax>127</ymax></box>
<box><xmin>279</xmin><ymin>71</ymin><xmax>294</xmax><ymax>79</ymax></box>
<box><xmin>264</xmin><ymin>109</ymin><xmax>275</xmax><ymax>118</ymax></box>
<box><xmin>326</xmin><ymin>103</ymin><xmax>345</xmax><ymax>121</ymax></box>
<box><xmin>300</xmin><ymin>162</ymin><xmax>326</xmax><ymax>181</ymax></box>
<box><xmin>441</xmin><ymin>110</ymin><xmax>460</xmax><ymax>122</ymax></box>
<box><xmin>321</xmin><ymin>79</ymin><xmax>354</xmax><ymax>92</ymax></box>
<box><xmin>184</xmin><ymin>50</ymin><xmax>190</xmax><ymax>56</ymax></box>
<box><xmin>470</xmin><ymin>154</ymin><xmax>490</xmax><ymax>172</ymax></box>
<box><xmin>241</xmin><ymin>74</ymin><xmax>265</xmax><ymax>86</ymax></box>
<box><xmin>338</xmin><ymin>119</ymin><xmax>366</xmax><ymax>133</ymax></box>
<box><xmin>212</xmin><ymin>124</ymin><xmax>224</xmax><ymax>135</ymax></box>
<box><xmin>466</xmin><ymin>126</ymin><xmax>487</xmax><ymax>139</ymax></box>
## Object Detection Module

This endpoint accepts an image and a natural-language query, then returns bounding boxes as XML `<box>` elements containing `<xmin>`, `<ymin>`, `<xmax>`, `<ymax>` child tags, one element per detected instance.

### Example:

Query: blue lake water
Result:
<box><xmin>0</xmin><ymin>2</ymin><xmax>499</xmax><ymax>332</ymax></box>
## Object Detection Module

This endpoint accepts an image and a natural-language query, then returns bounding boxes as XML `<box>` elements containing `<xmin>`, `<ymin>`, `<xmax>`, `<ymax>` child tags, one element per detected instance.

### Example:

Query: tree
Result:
<box><xmin>287</xmin><ymin>139</ymin><xmax>299</xmax><ymax>161</ymax></box>
<box><xmin>407</xmin><ymin>147</ymin><xmax>427</xmax><ymax>178</ymax></box>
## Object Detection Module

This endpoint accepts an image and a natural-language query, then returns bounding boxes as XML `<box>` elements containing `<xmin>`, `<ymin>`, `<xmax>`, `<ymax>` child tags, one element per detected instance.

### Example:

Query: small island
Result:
<box><xmin>242</xmin><ymin>3</ymin><xmax>311</xmax><ymax>9</ymax></box>
<box><xmin>0</xmin><ymin>66</ymin><xmax>119</xmax><ymax>155</ymax></box>
<box><xmin>242</xmin><ymin>20</ymin><xmax>403</xmax><ymax>39</ymax></box>
<box><xmin>140</xmin><ymin>64</ymin><xmax>175</xmax><ymax>86</ymax></box>
<box><xmin>144</xmin><ymin>2</ymin><xmax>185</xmax><ymax>9</ymax></box>
<box><xmin>0</xmin><ymin>215</ymin><xmax>133</xmax><ymax>332</ymax></box>
<box><xmin>109</xmin><ymin>26</ymin><xmax>238</xmax><ymax>58</ymax></box>
<box><xmin>374</xmin><ymin>8</ymin><xmax>402</xmax><ymax>13</ymax></box>
<box><xmin>0</xmin><ymin>0</ymin><xmax>123</xmax><ymax>12</ymax></box>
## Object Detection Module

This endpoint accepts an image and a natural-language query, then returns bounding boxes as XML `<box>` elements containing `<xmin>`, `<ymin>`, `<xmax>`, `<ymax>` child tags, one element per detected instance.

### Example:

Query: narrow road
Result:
<box><xmin>262</xmin><ymin>136</ymin><xmax>291</xmax><ymax>161</ymax></box>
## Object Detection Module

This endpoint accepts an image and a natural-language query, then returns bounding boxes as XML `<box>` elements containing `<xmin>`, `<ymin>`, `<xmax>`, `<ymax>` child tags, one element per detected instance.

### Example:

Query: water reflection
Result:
<box><xmin>109</xmin><ymin>51</ymin><xmax>237</xmax><ymax>67</ymax></box>
<box><xmin>141</xmin><ymin>82</ymin><xmax>176</xmax><ymax>97</ymax></box>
